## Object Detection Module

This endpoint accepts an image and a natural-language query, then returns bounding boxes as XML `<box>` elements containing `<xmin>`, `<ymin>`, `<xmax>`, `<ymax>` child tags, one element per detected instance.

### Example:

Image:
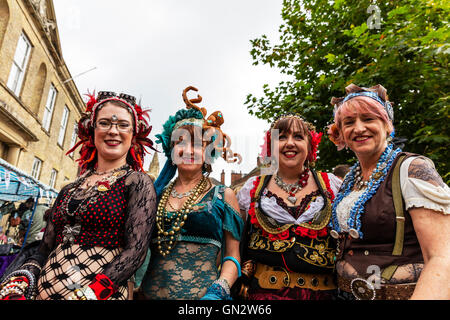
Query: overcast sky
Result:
<box><xmin>53</xmin><ymin>0</ymin><xmax>288</xmax><ymax>184</ymax></box>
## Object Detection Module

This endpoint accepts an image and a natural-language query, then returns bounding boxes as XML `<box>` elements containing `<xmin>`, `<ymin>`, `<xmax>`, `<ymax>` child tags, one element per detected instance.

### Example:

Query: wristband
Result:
<box><xmin>88</xmin><ymin>274</ymin><xmax>118</xmax><ymax>300</ymax></box>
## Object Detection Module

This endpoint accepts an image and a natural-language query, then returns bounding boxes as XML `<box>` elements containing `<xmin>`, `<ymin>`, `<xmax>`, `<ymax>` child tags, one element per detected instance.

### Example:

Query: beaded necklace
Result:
<box><xmin>330</xmin><ymin>143</ymin><xmax>401</xmax><ymax>239</ymax></box>
<box><xmin>274</xmin><ymin>168</ymin><xmax>310</xmax><ymax>205</ymax></box>
<box><xmin>156</xmin><ymin>176</ymin><xmax>209</xmax><ymax>256</ymax></box>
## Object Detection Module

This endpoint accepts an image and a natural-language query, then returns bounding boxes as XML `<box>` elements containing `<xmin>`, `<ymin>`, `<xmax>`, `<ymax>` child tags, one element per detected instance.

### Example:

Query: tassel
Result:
<box><xmin>82</xmin><ymin>149</ymin><xmax>96</xmax><ymax>166</ymax></box>
<box><xmin>65</xmin><ymin>139</ymin><xmax>86</xmax><ymax>156</ymax></box>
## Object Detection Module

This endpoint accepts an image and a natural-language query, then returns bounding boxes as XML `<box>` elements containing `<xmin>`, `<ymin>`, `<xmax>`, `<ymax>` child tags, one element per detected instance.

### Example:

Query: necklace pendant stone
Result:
<box><xmin>287</xmin><ymin>196</ymin><xmax>297</xmax><ymax>204</ymax></box>
<box><xmin>97</xmin><ymin>184</ymin><xmax>109</xmax><ymax>192</ymax></box>
<box><xmin>349</xmin><ymin>228</ymin><xmax>360</xmax><ymax>239</ymax></box>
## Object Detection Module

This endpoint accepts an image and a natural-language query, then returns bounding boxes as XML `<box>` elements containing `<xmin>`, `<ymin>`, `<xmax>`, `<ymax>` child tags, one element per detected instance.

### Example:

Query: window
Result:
<box><xmin>7</xmin><ymin>32</ymin><xmax>32</xmax><ymax>96</ymax></box>
<box><xmin>49</xmin><ymin>169</ymin><xmax>58</xmax><ymax>188</ymax></box>
<box><xmin>42</xmin><ymin>84</ymin><xmax>57</xmax><ymax>132</ymax></box>
<box><xmin>68</xmin><ymin>121</ymin><xmax>78</xmax><ymax>158</ymax></box>
<box><xmin>58</xmin><ymin>106</ymin><xmax>70</xmax><ymax>146</ymax></box>
<box><xmin>31</xmin><ymin>157</ymin><xmax>42</xmax><ymax>180</ymax></box>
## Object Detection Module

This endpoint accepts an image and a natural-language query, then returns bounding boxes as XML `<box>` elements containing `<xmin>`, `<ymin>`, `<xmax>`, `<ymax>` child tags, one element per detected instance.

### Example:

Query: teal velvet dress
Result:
<box><xmin>140</xmin><ymin>185</ymin><xmax>244</xmax><ymax>299</ymax></box>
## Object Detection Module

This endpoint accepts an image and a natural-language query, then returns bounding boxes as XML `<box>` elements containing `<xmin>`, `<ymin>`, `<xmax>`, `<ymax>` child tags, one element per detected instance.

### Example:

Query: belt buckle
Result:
<box><xmin>350</xmin><ymin>278</ymin><xmax>376</xmax><ymax>300</ymax></box>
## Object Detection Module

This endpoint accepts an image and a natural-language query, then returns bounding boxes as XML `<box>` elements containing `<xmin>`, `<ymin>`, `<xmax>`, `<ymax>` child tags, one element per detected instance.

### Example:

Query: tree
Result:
<box><xmin>246</xmin><ymin>0</ymin><xmax>449</xmax><ymax>181</ymax></box>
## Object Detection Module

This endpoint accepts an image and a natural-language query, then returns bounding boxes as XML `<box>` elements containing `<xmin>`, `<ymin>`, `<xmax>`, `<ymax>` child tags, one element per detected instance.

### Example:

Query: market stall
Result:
<box><xmin>0</xmin><ymin>158</ymin><xmax>58</xmax><ymax>278</ymax></box>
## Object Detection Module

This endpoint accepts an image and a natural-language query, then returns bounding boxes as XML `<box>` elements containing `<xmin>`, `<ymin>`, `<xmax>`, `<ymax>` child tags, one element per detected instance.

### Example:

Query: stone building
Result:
<box><xmin>0</xmin><ymin>0</ymin><xmax>84</xmax><ymax>190</ymax></box>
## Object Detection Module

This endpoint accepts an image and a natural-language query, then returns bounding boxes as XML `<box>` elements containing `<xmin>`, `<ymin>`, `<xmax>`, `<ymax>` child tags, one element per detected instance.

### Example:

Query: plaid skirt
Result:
<box><xmin>35</xmin><ymin>242</ymin><xmax>128</xmax><ymax>300</ymax></box>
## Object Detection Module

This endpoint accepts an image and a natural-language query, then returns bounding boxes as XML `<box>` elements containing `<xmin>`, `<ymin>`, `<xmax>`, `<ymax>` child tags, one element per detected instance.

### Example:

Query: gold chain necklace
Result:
<box><xmin>156</xmin><ymin>176</ymin><xmax>209</xmax><ymax>257</ymax></box>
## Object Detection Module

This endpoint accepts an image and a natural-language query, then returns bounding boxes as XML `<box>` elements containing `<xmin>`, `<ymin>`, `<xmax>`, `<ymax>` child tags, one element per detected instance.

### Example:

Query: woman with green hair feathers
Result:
<box><xmin>137</xmin><ymin>86</ymin><xmax>244</xmax><ymax>300</ymax></box>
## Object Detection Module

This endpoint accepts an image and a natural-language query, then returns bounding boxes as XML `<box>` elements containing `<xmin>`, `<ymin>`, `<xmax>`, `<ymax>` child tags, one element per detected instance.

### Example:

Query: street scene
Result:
<box><xmin>0</xmin><ymin>0</ymin><xmax>448</xmax><ymax>306</ymax></box>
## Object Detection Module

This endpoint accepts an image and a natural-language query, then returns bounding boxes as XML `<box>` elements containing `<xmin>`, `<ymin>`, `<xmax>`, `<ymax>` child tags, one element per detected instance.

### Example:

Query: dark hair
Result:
<box><xmin>333</xmin><ymin>164</ymin><xmax>350</xmax><ymax>179</ymax></box>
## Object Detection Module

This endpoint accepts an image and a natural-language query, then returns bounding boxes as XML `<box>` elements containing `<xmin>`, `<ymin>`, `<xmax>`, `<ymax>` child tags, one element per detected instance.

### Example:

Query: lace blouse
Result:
<box><xmin>27</xmin><ymin>169</ymin><xmax>157</xmax><ymax>287</ymax></box>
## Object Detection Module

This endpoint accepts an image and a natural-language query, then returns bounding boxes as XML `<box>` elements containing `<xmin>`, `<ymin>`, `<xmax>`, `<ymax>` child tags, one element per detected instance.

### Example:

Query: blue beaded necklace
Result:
<box><xmin>330</xmin><ymin>141</ymin><xmax>402</xmax><ymax>239</ymax></box>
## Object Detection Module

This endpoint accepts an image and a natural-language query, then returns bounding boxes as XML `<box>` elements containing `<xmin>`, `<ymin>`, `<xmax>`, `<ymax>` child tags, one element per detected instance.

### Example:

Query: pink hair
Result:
<box><xmin>328</xmin><ymin>96</ymin><xmax>393</xmax><ymax>150</ymax></box>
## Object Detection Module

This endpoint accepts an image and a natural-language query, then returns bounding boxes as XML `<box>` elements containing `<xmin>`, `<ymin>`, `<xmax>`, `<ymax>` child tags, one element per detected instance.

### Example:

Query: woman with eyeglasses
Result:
<box><xmin>0</xmin><ymin>91</ymin><xmax>157</xmax><ymax>300</ymax></box>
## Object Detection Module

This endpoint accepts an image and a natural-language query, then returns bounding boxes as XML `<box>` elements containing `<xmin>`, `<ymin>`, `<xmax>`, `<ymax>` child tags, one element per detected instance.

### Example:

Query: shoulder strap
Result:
<box><xmin>392</xmin><ymin>154</ymin><xmax>407</xmax><ymax>256</ymax></box>
<box><xmin>381</xmin><ymin>154</ymin><xmax>407</xmax><ymax>281</ymax></box>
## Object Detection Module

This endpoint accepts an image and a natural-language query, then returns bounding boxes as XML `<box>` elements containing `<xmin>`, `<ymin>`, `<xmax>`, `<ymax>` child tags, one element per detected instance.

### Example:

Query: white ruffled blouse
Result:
<box><xmin>237</xmin><ymin>173</ymin><xmax>342</xmax><ymax>225</ymax></box>
<box><xmin>336</xmin><ymin>156</ymin><xmax>450</xmax><ymax>231</ymax></box>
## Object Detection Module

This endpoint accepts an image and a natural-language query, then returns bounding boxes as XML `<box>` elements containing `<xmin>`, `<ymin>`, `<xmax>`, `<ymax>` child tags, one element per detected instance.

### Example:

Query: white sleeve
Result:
<box><xmin>400</xmin><ymin>156</ymin><xmax>450</xmax><ymax>214</ymax></box>
<box><xmin>326</xmin><ymin>173</ymin><xmax>343</xmax><ymax>198</ymax></box>
<box><xmin>236</xmin><ymin>176</ymin><xmax>258</xmax><ymax>212</ymax></box>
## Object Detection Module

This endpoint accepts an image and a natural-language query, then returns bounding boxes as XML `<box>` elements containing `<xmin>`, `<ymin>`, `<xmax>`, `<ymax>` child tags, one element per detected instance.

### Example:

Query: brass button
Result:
<box><xmin>269</xmin><ymin>275</ymin><xmax>277</xmax><ymax>284</ymax></box>
<box><xmin>364</xmin><ymin>250</ymin><xmax>370</xmax><ymax>256</ymax></box>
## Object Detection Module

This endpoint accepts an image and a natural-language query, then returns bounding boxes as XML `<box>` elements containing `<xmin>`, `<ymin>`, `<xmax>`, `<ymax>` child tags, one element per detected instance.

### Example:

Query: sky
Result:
<box><xmin>53</xmin><ymin>0</ymin><xmax>288</xmax><ymax>184</ymax></box>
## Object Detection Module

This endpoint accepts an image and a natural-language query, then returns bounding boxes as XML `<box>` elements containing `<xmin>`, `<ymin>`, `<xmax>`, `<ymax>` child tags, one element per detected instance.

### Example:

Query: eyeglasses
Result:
<box><xmin>95</xmin><ymin>119</ymin><xmax>132</xmax><ymax>132</ymax></box>
<box><xmin>96</xmin><ymin>91</ymin><xmax>136</xmax><ymax>106</ymax></box>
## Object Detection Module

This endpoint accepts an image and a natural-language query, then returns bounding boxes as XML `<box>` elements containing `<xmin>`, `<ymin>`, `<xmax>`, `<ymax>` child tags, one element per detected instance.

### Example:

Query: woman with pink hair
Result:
<box><xmin>328</xmin><ymin>84</ymin><xmax>450</xmax><ymax>300</ymax></box>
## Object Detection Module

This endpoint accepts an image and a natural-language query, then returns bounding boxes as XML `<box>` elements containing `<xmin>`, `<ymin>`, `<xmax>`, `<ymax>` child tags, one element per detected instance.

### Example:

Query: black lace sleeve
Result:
<box><xmin>101</xmin><ymin>171</ymin><xmax>157</xmax><ymax>286</ymax></box>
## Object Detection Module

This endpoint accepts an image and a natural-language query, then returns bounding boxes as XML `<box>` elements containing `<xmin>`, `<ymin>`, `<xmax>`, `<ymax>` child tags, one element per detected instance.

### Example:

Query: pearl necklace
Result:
<box><xmin>156</xmin><ymin>176</ymin><xmax>209</xmax><ymax>257</ymax></box>
<box><xmin>274</xmin><ymin>168</ymin><xmax>310</xmax><ymax>204</ymax></box>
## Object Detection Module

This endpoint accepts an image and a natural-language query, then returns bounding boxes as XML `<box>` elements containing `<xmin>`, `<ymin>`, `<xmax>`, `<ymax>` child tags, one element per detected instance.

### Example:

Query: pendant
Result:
<box><xmin>97</xmin><ymin>184</ymin><xmax>109</xmax><ymax>192</ymax></box>
<box><xmin>330</xmin><ymin>230</ymin><xmax>340</xmax><ymax>239</ymax></box>
<box><xmin>349</xmin><ymin>228</ymin><xmax>360</xmax><ymax>239</ymax></box>
<box><xmin>287</xmin><ymin>196</ymin><xmax>297</xmax><ymax>204</ymax></box>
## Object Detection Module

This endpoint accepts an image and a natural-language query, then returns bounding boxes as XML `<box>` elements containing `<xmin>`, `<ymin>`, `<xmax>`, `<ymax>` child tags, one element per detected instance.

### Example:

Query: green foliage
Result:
<box><xmin>246</xmin><ymin>0</ymin><xmax>449</xmax><ymax>180</ymax></box>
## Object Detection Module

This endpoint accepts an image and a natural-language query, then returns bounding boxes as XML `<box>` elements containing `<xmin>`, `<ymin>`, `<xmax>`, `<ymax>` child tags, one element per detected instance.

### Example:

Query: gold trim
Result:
<box><xmin>248</xmin><ymin>229</ymin><xmax>295</xmax><ymax>252</ymax></box>
<box><xmin>295</xmin><ymin>237</ymin><xmax>336</xmax><ymax>269</ymax></box>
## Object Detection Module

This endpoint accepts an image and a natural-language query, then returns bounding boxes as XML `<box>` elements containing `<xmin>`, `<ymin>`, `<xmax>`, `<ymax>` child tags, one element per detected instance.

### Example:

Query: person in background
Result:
<box><xmin>18</xmin><ymin>198</ymin><xmax>49</xmax><ymax>246</ymax></box>
<box><xmin>333</xmin><ymin>164</ymin><xmax>350</xmax><ymax>181</ymax></box>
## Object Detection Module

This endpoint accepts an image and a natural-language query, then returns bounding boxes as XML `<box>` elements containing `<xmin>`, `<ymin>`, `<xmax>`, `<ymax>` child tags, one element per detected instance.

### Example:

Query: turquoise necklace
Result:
<box><xmin>330</xmin><ymin>142</ymin><xmax>402</xmax><ymax>239</ymax></box>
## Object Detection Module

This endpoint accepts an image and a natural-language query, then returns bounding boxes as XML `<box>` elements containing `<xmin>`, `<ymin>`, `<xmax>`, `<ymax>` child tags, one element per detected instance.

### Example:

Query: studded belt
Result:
<box><xmin>337</xmin><ymin>275</ymin><xmax>416</xmax><ymax>300</ymax></box>
<box><xmin>254</xmin><ymin>263</ymin><xmax>336</xmax><ymax>291</ymax></box>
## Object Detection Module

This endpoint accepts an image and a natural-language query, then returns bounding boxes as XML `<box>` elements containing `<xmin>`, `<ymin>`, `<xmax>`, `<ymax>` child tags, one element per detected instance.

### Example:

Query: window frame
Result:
<box><xmin>57</xmin><ymin>105</ymin><xmax>70</xmax><ymax>147</ymax></box>
<box><xmin>42</xmin><ymin>84</ymin><xmax>58</xmax><ymax>132</ymax></box>
<box><xmin>49</xmin><ymin>168</ymin><xmax>58</xmax><ymax>189</ymax></box>
<box><xmin>7</xmin><ymin>32</ymin><xmax>32</xmax><ymax>96</ymax></box>
<box><xmin>31</xmin><ymin>157</ymin><xmax>42</xmax><ymax>180</ymax></box>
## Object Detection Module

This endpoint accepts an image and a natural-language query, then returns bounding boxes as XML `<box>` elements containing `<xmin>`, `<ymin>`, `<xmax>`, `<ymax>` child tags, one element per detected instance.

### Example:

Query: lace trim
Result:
<box><xmin>405</xmin><ymin>198</ymin><xmax>449</xmax><ymax>215</ymax></box>
<box><xmin>265</xmin><ymin>189</ymin><xmax>320</xmax><ymax>219</ymax></box>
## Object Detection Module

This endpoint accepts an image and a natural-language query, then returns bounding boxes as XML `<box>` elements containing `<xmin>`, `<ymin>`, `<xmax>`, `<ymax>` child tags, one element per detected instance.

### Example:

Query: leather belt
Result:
<box><xmin>254</xmin><ymin>263</ymin><xmax>336</xmax><ymax>291</ymax></box>
<box><xmin>337</xmin><ymin>275</ymin><xmax>416</xmax><ymax>300</ymax></box>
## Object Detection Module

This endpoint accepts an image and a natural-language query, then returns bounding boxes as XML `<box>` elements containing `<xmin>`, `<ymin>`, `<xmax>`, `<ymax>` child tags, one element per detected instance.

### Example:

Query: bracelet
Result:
<box><xmin>21</xmin><ymin>262</ymin><xmax>42</xmax><ymax>273</ymax></box>
<box><xmin>68</xmin><ymin>287</ymin><xmax>98</xmax><ymax>301</ymax></box>
<box><xmin>213</xmin><ymin>279</ymin><xmax>231</xmax><ymax>296</ymax></box>
<box><xmin>0</xmin><ymin>270</ymin><xmax>36</xmax><ymax>300</ymax></box>
<box><xmin>0</xmin><ymin>286</ymin><xmax>25</xmax><ymax>299</ymax></box>
<box><xmin>223</xmin><ymin>256</ymin><xmax>241</xmax><ymax>277</ymax></box>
